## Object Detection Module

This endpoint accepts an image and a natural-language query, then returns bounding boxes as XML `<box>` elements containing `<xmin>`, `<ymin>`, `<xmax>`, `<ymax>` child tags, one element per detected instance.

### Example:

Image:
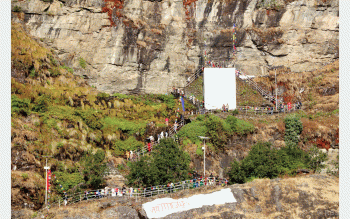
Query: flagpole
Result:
<box><xmin>43</xmin><ymin>155</ymin><xmax>52</xmax><ymax>208</ymax></box>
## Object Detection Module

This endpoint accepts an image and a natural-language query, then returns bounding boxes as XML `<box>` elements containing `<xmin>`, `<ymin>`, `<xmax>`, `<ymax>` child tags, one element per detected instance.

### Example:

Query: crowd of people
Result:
<box><xmin>80</xmin><ymin>175</ymin><xmax>228</xmax><ymax>201</ymax></box>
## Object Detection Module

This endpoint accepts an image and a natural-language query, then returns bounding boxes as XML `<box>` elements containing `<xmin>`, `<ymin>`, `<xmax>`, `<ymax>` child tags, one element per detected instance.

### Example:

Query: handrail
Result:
<box><xmin>46</xmin><ymin>177</ymin><xmax>229</xmax><ymax>209</ymax></box>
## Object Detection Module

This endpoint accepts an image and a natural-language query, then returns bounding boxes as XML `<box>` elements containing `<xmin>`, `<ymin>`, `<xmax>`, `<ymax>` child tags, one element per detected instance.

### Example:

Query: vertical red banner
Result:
<box><xmin>47</xmin><ymin>170</ymin><xmax>51</xmax><ymax>191</ymax></box>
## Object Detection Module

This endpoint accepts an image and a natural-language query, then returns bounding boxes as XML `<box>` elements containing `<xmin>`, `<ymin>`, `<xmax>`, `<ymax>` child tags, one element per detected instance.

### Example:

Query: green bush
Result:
<box><xmin>29</xmin><ymin>69</ymin><xmax>38</xmax><ymax>78</ymax></box>
<box><xmin>225</xmin><ymin>115</ymin><xmax>254</xmax><ymax>135</ymax></box>
<box><xmin>102</xmin><ymin>117</ymin><xmax>147</xmax><ymax>135</ymax></box>
<box><xmin>204</xmin><ymin>114</ymin><xmax>229</xmax><ymax>150</ymax></box>
<box><xmin>228</xmin><ymin>142</ymin><xmax>311</xmax><ymax>185</ymax></box>
<box><xmin>74</xmin><ymin>109</ymin><xmax>103</xmax><ymax>130</ymax></box>
<box><xmin>49</xmin><ymin>67</ymin><xmax>61</xmax><ymax>77</ymax></box>
<box><xmin>11</xmin><ymin>95</ymin><xmax>31</xmax><ymax>116</ymax></box>
<box><xmin>126</xmin><ymin>138</ymin><xmax>191</xmax><ymax>187</ymax></box>
<box><xmin>225</xmin><ymin>115</ymin><xmax>238</xmax><ymax>132</ymax></box>
<box><xmin>232</xmin><ymin>109</ymin><xmax>239</xmax><ymax>116</ymax></box>
<box><xmin>79</xmin><ymin>57</ymin><xmax>86</xmax><ymax>69</ymax></box>
<box><xmin>53</xmin><ymin>172</ymin><xmax>84</xmax><ymax>193</ymax></box>
<box><xmin>114</xmin><ymin>137</ymin><xmax>143</xmax><ymax>155</ymax></box>
<box><xmin>60</xmin><ymin>65</ymin><xmax>74</xmax><ymax>74</ymax></box>
<box><xmin>32</xmin><ymin>94</ymin><xmax>51</xmax><ymax>113</ymax></box>
<box><xmin>80</xmin><ymin>149</ymin><xmax>107</xmax><ymax>188</ymax></box>
<box><xmin>235</xmin><ymin>119</ymin><xmax>255</xmax><ymax>135</ymax></box>
<box><xmin>21</xmin><ymin>173</ymin><xmax>29</xmax><ymax>181</ymax></box>
<box><xmin>177</xmin><ymin>120</ymin><xmax>207</xmax><ymax>144</ymax></box>
<box><xmin>307</xmin><ymin>145</ymin><xmax>328</xmax><ymax>173</ymax></box>
<box><xmin>284</xmin><ymin>115</ymin><xmax>303</xmax><ymax>148</ymax></box>
<box><xmin>13</xmin><ymin>5</ymin><xmax>22</xmax><ymax>12</ymax></box>
<box><xmin>157</xmin><ymin>94</ymin><xmax>176</xmax><ymax>109</ymax></box>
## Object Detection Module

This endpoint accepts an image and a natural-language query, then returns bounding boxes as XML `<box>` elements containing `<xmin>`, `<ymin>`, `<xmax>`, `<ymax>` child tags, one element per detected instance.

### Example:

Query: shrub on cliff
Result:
<box><xmin>127</xmin><ymin>138</ymin><xmax>191</xmax><ymax>187</ymax></box>
<box><xmin>81</xmin><ymin>149</ymin><xmax>107</xmax><ymax>188</ymax></box>
<box><xmin>225</xmin><ymin>115</ymin><xmax>255</xmax><ymax>135</ymax></box>
<box><xmin>113</xmin><ymin>137</ymin><xmax>144</xmax><ymax>156</ymax></box>
<box><xmin>284</xmin><ymin>115</ymin><xmax>303</xmax><ymax>148</ymax></box>
<box><xmin>177</xmin><ymin>120</ymin><xmax>207</xmax><ymax>144</ymax></box>
<box><xmin>11</xmin><ymin>95</ymin><xmax>31</xmax><ymax>116</ymax></box>
<box><xmin>204</xmin><ymin>114</ymin><xmax>230</xmax><ymax>150</ymax></box>
<box><xmin>74</xmin><ymin>109</ymin><xmax>103</xmax><ymax>130</ymax></box>
<box><xmin>228</xmin><ymin>142</ymin><xmax>311</xmax><ymax>184</ymax></box>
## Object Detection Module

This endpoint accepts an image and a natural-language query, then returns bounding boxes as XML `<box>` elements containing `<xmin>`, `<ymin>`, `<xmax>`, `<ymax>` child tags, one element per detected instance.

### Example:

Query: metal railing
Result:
<box><xmin>47</xmin><ymin>177</ymin><xmax>228</xmax><ymax>209</ymax></box>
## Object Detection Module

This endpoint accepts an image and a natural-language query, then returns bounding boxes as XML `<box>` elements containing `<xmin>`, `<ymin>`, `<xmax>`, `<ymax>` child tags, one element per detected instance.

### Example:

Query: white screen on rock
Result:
<box><xmin>204</xmin><ymin>68</ymin><xmax>236</xmax><ymax>110</ymax></box>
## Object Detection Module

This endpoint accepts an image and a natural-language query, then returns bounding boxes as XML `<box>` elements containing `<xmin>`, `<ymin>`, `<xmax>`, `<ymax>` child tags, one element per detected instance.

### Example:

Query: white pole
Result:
<box><xmin>275</xmin><ymin>68</ymin><xmax>278</xmax><ymax>110</ymax></box>
<box><xmin>203</xmin><ymin>139</ymin><xmax>206</xmax><ymax>178</ymax></box>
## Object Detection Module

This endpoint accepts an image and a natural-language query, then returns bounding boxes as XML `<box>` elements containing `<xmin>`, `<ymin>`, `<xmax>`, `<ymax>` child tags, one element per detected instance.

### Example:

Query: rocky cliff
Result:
<box><xmin>12</xmin><ymin>0</ymin><xmax>338</xmax><ymax>94</ymax></box>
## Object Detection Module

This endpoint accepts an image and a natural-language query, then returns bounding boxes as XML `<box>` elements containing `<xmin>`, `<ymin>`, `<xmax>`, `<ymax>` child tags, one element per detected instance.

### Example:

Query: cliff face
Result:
<box><xmin>12</xmin><ymin>0</ymin><xmax>339</xmax><ymax>94</ymax></box>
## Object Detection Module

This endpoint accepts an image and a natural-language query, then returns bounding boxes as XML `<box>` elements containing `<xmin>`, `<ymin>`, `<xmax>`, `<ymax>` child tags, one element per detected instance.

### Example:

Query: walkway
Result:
<box><xmin>47</xmin><ymin>177</ymin><xmax>228</xmax><ymax>209</ymax></box>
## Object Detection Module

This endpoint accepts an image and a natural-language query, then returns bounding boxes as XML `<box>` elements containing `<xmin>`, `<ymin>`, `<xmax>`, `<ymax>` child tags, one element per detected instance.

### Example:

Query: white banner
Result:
<box><xmin>204</xmin><ymin>68</ymin><xmax>236</xmax><ymax>110</ymax></box>
<box><xmin>142</xmin><ymin>188</ymin><xmax>236</xmax><ymax>218</ymax></box>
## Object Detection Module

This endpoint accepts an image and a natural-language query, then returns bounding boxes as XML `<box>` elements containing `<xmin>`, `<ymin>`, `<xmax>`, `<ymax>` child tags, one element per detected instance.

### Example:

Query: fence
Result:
<box><xmin>47</xmin><ymin>177</ymin><xmax>228</xmax><ymax>209</ymax></box>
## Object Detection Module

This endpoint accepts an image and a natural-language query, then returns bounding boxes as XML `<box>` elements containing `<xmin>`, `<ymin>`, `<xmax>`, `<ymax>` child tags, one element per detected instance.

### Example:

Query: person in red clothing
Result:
<box><xmin>148</xmin><ymin>142</ymin><xmax>151</xmax><ymax>152</ymax></box>
<box><xmin>165</xmin><ymin>118</ymin><xmax>169</xmax><ymax>126</ymax></box>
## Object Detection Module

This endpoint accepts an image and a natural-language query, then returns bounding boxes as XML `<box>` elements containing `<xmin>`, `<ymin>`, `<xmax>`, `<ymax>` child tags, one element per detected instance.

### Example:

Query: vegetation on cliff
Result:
<box><xmin>126</xmin><ymin>138</ymin><xmax>191</xmax><ymax>187</ymax></box>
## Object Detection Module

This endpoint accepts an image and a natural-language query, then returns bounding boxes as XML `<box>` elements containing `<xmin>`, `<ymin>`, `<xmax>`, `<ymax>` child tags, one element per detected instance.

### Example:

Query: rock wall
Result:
<box><xmin>12</xmin><ymin>0</ymin><xmax>339</xmax><ymax>94</ymax></box>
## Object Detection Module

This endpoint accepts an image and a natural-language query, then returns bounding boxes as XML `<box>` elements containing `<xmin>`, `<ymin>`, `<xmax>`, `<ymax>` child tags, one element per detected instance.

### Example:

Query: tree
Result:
<box><xmin>204</xmin><ymin>114</ymin><xmax>229</xmax><ymax>150</ymax></box>
<box><xmin>126</xmin><ymin>138</ymin><xmax>191</xmax><ymax>187</ymax></box>
<box><xmin>284</xmin><ymin>115</ymin><xmax>303</xmax><ymax>148</ymax></box>
<box><xmin>307</xmin><ymin>145</ymin><xmax>328</xmax><ymax>173</ymax></box>
<box><xmin>227</xmin><ymin>160</ymin><xmax>246</xmax><ymax>184</ymax></box>
<box><xmin>81</xmin><ymin>149</ymin><xmax>107</xmax><ymax>188</ymax></box>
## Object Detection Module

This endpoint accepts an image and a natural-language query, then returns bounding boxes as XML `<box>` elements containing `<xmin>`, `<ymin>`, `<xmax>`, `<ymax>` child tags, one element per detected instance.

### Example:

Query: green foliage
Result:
<box><xmin>225</xmin><ymin>115</ymin><xmax>255</xmax><ymax>135</ymax></box>
<box><xmin>42</xmin><ymin>106</ymin><xmax>79</xmax><ymax>124</ymax></box>
<box><xmin>225</xmin><ymin>115</ymin><xmax>238</xmax><ymax>132</ymax></box>
<box><xmin>308</xmin><ymin>146</ymin><xmax>328</xmax><ymax>173</ymax></box>
<box><xmin>29</xmin><ymin>69</ymin><xmax>38</xmax><ymax>78</ymax></box>
<box><xmin>114</xmin><ymin>137</ymin><xmax>143</xmax><ymax>156</ymax></box>
<box><xmin>113</xmin><ymin>93</ymin><xmax>130</xmax><ymax>99</ymax></box>
<box><xmin>11</xmin><ymin>95</ymin><xmax>31</xmax><ymax>116</ymax></box>
<box><xmin>228</xmin><ymin>160</ymin><xmax>246</xmax><ymax>184</ymax></box>
<box><xmin>80</xmin><ymin>149</ymin><xmax>107</xmax><ymax>188</ymax></box>
<box><xmin>13</xmin><ymin>5</ymin><xmax>22</xmax><ymax>12</ymax></box>
<box><xmin>228</xmin><ymin>142</ymin><xmax>311</xmax><ymax>185</ymax></box>
<box><xmin>235</xmin><ymin>119</ymin><xmax>255</xmax><ymax>135</ymax></box>
<box><xmin>204</xmin><ymin>114</ymin><xmax>229</xmax><ymax>150</ymax></box>
<box><xmin>79</xmin><ymin>57</ymin><xmax>86</xmax><ymax>69</ymax></box>
<box><xmin>232</xmin><ymin>109</ymin><xmax>239</xmax><ymax>116</ymax></box>
<box><xmin>97</xmin><ymin>92</ymin><xmax>110</xmax><ymax>99</ymax></box>
<box><xmin>54</xmin><ymin>172</ymin><xmax>84</xmax><ymax>193</ymax></box>
<box><xmin>177</xmin><ymin>120</ymin><xmax>207</xmax><ymax>144</ymax></box>
<box><xmin>127</xmin><ymin>138</ymin><xmax>191</xmax><ymax>187</ymax></box>
<box><xmin>60</xmin><ymin>65</ymin><xmax>74</xmax><ymax>74</ymax></box>
<box><xmin>74</xmin><ymin>109</ymin><xmax>103</xmax><ymax>130</ymax></box>
<box><xmin>284</xmin><ymin>115</ymin><xmax>303</xmax><ymax>148</ymax></box>
<box><xmin>21</xmin><ymin>173</ymin><xmax>29</xmax><ymax>181</ymax></box>
<box><xmin>102</xmin><ymin>117</ymin><xmax>146</xmax><ymax>135</ymax></box>
<box><xmin>157</xmin><ymin>94</ymin><xmax>176</xmax><ymax>109</ymax></box>
<box><xmin>196</xmin><ymin>145</ymin><xmax>204</xmax><ymax>156</ymax></box>
<box><xmin>32</xmin><ymin>94</ymin><xmax>51</xmax><ymax>113</ymax></box>
<box><xmin>48</xmin><ymin>67</ymin><xmax>61</xmax><ymax>77</ymax></box>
